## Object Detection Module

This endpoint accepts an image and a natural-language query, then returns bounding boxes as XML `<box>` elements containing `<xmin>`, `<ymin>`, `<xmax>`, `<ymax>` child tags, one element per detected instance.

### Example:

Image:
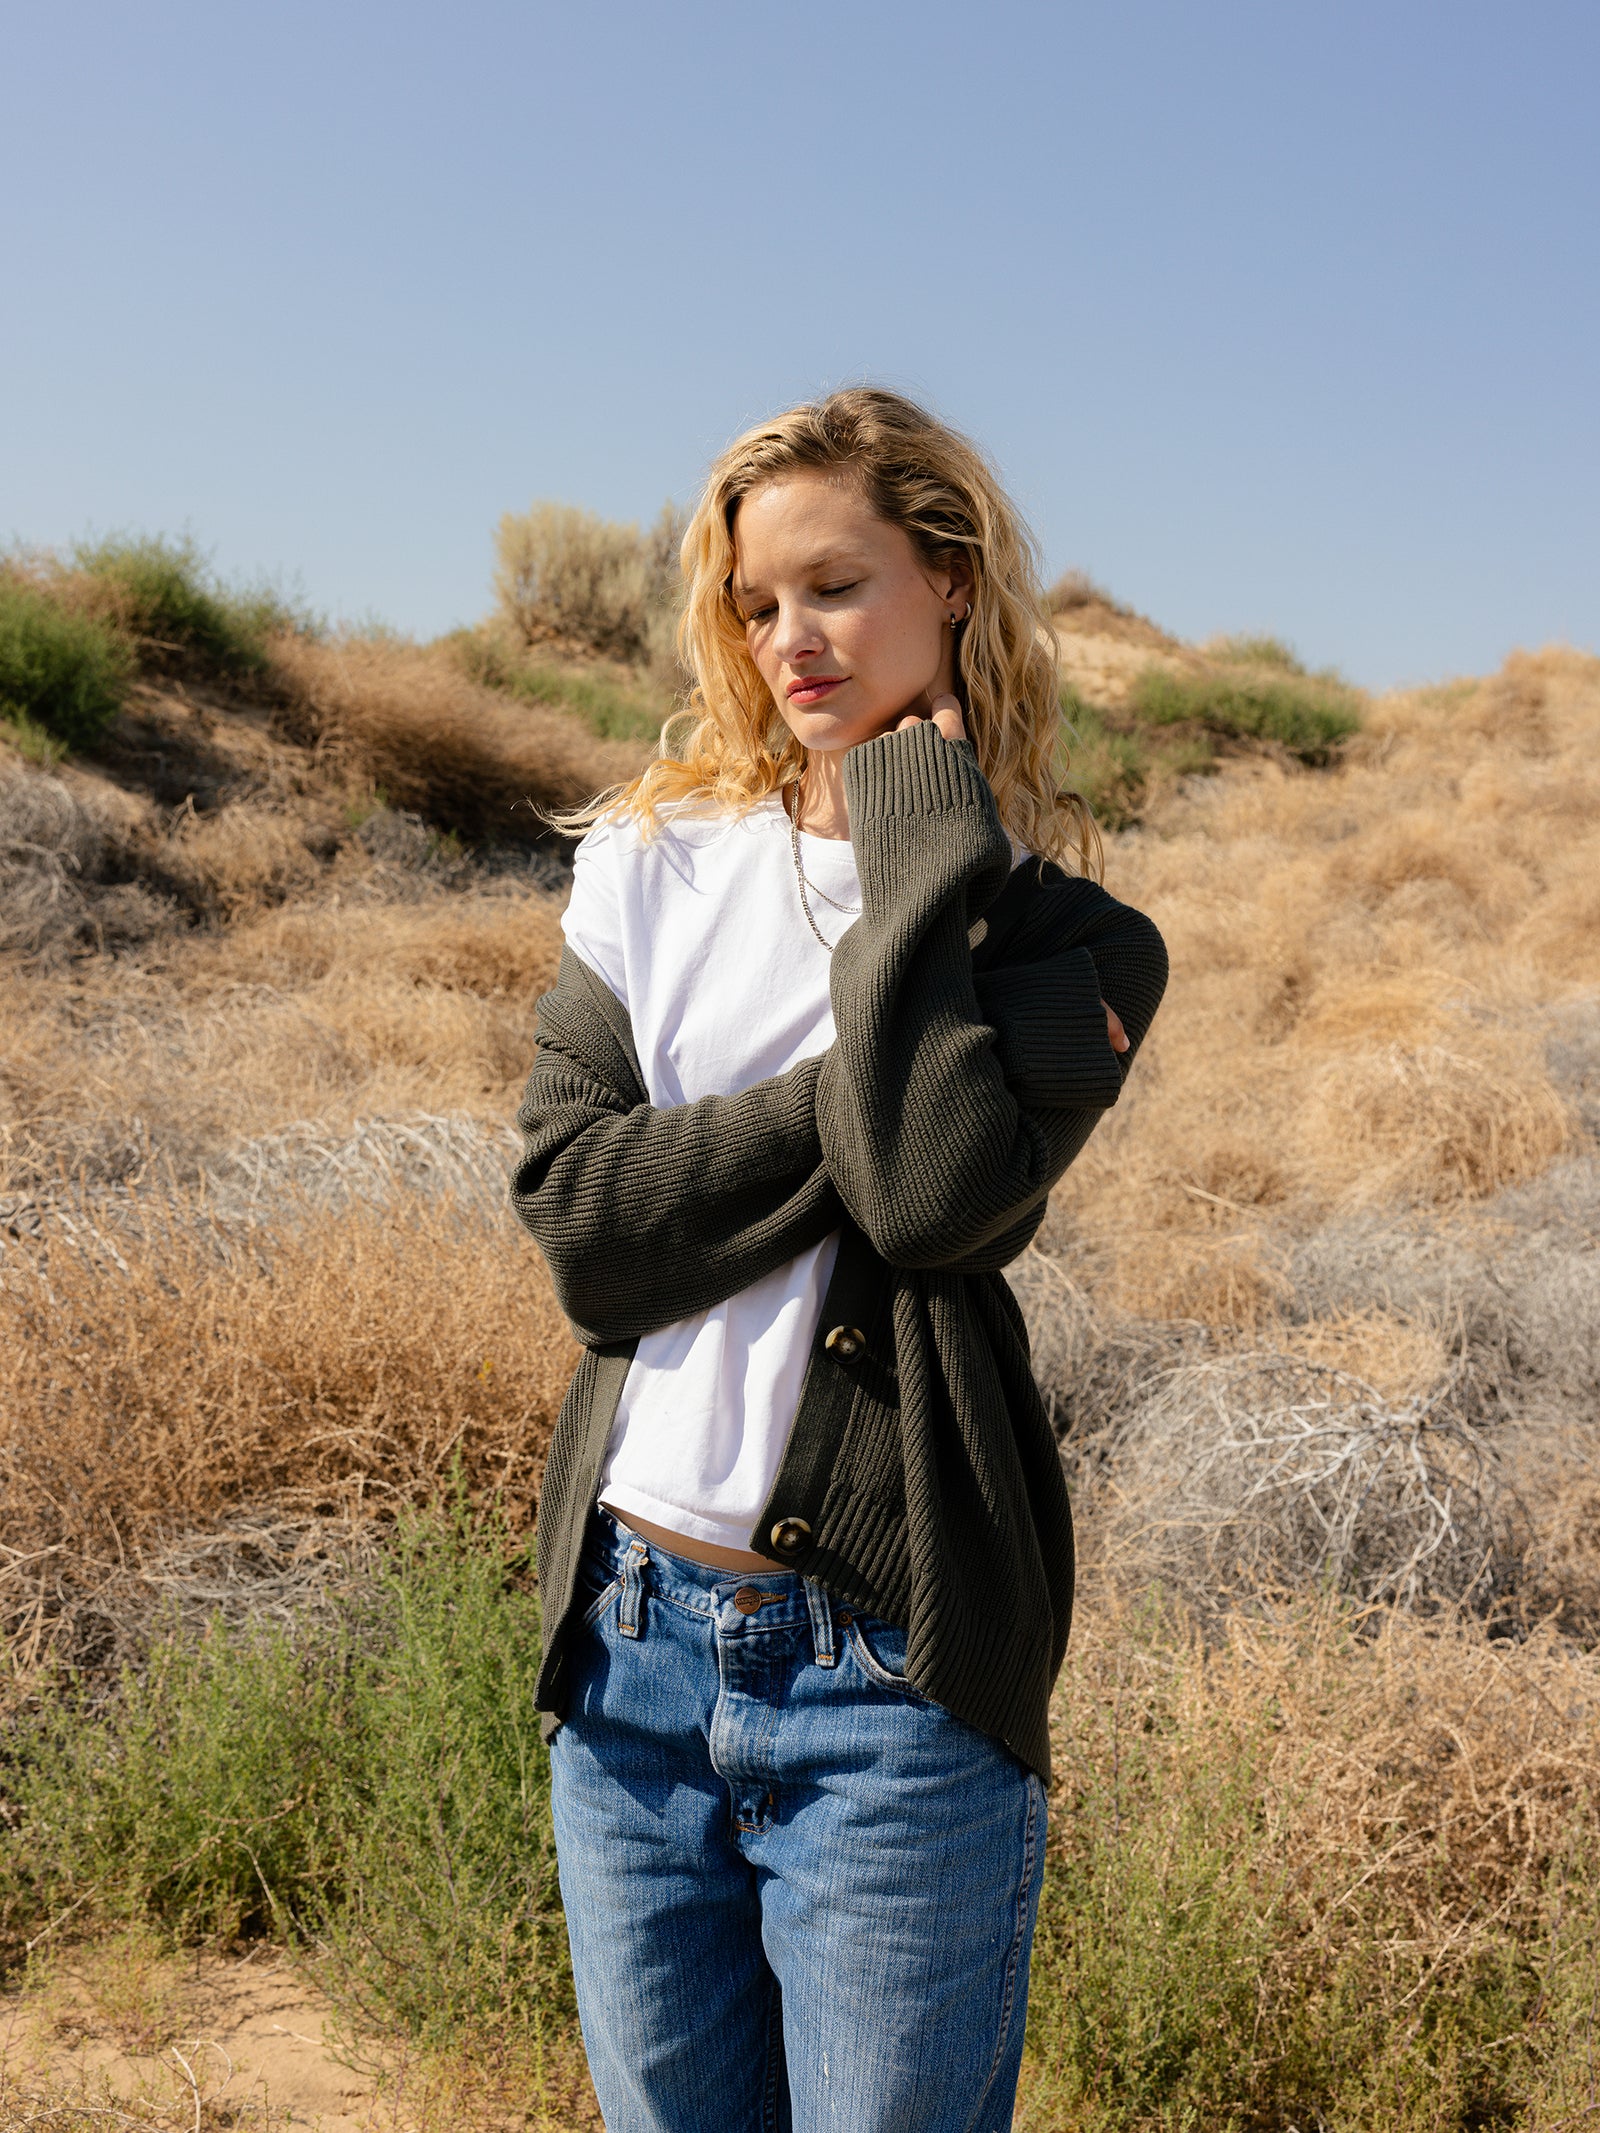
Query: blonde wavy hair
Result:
<box><xmin>553</xmin><ymin>386</ymin><xmax>1101</xmax><ymax>878</ymax></box>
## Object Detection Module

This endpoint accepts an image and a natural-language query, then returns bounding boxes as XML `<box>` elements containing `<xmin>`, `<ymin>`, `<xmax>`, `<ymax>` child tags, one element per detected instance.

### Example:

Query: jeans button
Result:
<box><xmin>770</xmin><ymin>1517</ymin><xmax>811</xmax><ymax>1559</ymax></box>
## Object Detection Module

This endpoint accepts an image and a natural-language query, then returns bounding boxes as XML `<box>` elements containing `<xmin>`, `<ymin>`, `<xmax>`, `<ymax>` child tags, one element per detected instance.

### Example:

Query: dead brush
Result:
<box><xmin>1027</xmin><ymin>1591</ymin><xmax>1600</xmax><ymax>2129</ymax></box>
<box><xmin>0</xmin><ymin>1183</ymin><xmax>578</xmax><ymax>1686</ymax></box>
<box><xmin>493</xmin><ymin>498</ymin><xmax>683</xmax><ymax>670</ymax></box>
<box><xmin>1095</xmin><ymin>1351</ymin><xmax>1515</xmax><ymax>1614</ymax></box>
<box><xmin>4</xmin><ymin>1506</ymin><xmax>387</xmax><ymax>1703</ymax></box>
<box><xmin>1004</xmin><ymin>1244</ymin><xmax>1207</xmax><ymax>1464</ymax></box>
<box><xmin>0</xmin><ymin>770</ymin><xmax>100</xmax><ymax>960</ymax></box>
<box><xmin>1055</xmin><ymin>646</ymin><xmax>1600</xmax><ymax>1327</ymax></box>
<box><xmin>1</xmin><ymin>890</ymin><xmax>563</xmax><ymax>1200</ymax></box>
<box><xmin>268</xmin><ymin>632</ymin><xmax>650</xmax><ymax>842</ymax></box>
<box><xmin>198</xmin><ymin>1111</ymin><xmax>520</xmax><ymax>1224</ymax></box>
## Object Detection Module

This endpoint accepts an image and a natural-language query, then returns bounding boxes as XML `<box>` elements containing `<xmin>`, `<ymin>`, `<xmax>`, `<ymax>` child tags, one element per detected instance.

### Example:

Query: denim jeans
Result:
<box><xmin>547</xmin><ymin>1508</ymin><xmax>1047</xmax><ymax>2133</ymax></box>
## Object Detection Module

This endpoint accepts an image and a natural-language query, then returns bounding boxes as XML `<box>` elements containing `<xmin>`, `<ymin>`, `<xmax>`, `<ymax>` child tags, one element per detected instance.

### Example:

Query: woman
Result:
<box><xmin>511</xmin><ymin>387</ymin><xmax>1167</xmax><ymax>2132</ymax></box>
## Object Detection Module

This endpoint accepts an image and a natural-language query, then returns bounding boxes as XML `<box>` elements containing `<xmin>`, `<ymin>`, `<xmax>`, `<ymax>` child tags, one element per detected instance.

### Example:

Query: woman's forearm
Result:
<box><xmin>816</xmin><ymin>720</ymin><xmax>1167</xmax><ymax>1270</ymax></box>
<box><xmin>512</xmin><ymin>955</ymin><xmax>842</xmax><ymax>1343</ymax></box>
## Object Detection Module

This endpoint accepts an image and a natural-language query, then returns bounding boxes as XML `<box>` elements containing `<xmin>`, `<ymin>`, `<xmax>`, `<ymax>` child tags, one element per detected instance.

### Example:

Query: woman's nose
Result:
<box><xmin>770</xmin><ymin>600</ymin><xmax>825</xmax><ymax>667</ymax></box>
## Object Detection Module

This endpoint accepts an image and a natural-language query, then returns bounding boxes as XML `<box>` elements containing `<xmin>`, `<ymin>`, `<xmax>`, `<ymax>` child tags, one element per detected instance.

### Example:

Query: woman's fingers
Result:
<box><xmin>1105</xmin><ymin>1004</ymin><xmax>1129</xmax><ymax>1054</ymax></box>
<box><xmin>897</xmin><ymin>695</ymin><xmax>967</xmax><ymax>741</ymax></box>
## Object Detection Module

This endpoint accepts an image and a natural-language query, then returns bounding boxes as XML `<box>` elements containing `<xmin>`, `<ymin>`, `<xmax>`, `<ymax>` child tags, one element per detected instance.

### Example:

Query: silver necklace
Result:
<box><xmin>783</xmin><ymin>780</ymin><xmax>860</xmax><ymax>949</ymax></box>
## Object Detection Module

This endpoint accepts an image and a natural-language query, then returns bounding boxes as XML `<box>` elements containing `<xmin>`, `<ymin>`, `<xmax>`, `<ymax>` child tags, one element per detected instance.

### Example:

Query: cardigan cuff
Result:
<box><xmin>975</xmin><ymin>952</ymin><xmax>1125</xmax><ymax>1110</ymax></box>
<box><xmin>843</xmin><ymin>719</ymin><xmax>996</xmax><ymax>822</ymax></box>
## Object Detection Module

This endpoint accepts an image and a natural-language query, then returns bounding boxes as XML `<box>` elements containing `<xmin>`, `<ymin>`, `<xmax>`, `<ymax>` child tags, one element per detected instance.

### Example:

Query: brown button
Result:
<box><xmin>770</xmin><ymin>1517</ymin><xmax>812</xmax><ymax>1559</ymax></box>
<box><xmin>733</xmin><ymin>1586</ymin><xmax>765</xmax><ymax>1615</ymax></box>
<box><xmin>824</xmin><ymin>1325</ymin><xmax>865</xmax><ymax>1361</ymax></box>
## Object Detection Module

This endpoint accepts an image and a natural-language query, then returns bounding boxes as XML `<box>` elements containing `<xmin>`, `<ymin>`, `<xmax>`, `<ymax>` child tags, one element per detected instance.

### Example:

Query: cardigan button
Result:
<box><xmin>825</xmin><ymin>1325</ymin><xmax>865</xmax><ymax>1361</ymax></box>
<box><xmin>770</xmin><ymin>1517</ymin><xmax>811</xmax><ymax>1559</ymax></box>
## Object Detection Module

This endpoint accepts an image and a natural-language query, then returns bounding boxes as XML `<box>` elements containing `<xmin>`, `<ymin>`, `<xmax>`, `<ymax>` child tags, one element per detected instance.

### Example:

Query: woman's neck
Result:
<box><xmin>794</xmin><ymin>748</ymin><xmax>851</xmax><ymax>839</ymax></box>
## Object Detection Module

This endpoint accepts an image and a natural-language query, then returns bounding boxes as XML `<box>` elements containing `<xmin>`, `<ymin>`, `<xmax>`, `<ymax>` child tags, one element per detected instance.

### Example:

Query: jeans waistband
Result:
<box><xmin>586</xmin><ymin>1506</ymin><xmax>837</xmax><ymax>1667</ymax></box>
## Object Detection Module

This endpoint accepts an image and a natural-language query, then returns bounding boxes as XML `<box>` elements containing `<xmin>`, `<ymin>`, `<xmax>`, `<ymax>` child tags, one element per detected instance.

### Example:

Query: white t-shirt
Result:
<box><xmin>559</xmin><ymin>790</ymin><xmax>862</xmax><ymax>1552</ymax></box>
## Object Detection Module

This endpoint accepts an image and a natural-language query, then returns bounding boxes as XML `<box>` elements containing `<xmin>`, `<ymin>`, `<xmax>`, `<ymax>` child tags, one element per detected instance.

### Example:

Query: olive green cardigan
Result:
<box><xmin>510</xmin><ymin>720</ymin><xmax>1167</xmax><ymax>1779</ymax></box>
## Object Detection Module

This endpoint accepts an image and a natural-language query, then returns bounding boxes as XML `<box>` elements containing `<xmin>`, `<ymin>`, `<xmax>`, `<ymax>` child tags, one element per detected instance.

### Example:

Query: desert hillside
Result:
<box><xmin>3</xmin><ymin>531</ymin><xmax>1599</xmax><ymax>2128</ymax></box>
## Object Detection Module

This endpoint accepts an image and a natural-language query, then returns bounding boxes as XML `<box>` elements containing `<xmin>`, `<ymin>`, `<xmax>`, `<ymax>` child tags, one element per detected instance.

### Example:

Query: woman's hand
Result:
<box><xmin>895</xmin><ymin>701</ymin><xmax>1126</xmax><ymax>1062</ymax></box>
<box><xmin>895</xmin><ymin>692</ymin><xmax>967</xmax><ymax>743</ymax></box>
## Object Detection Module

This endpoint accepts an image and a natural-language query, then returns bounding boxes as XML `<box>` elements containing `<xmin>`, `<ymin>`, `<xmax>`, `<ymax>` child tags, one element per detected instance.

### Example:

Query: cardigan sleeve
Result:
<box><xmin>510</xmin><ymin>950</ymin><xmax>843</xmax><ymax>1345</ymax></box>
<box><xmin>815</xmin><ymin>721</ymin><xmax>1168</xmax><ymax>1271</ymax></box>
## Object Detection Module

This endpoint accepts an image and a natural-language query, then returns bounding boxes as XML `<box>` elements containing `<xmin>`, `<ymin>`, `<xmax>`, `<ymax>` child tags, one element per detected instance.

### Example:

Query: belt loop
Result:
<box><xmin>805</xmin><ymin>1577</ymin><xmax>836</xmax><ymax>1668</ymax></box>
<box><xmin>618</xmin><ymin>1538</ymin><xmax>648</xmax><ymax>1640</ymax></box>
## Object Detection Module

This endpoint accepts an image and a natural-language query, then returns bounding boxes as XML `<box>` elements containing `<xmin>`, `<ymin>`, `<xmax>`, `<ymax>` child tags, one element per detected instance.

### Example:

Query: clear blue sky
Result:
<box><xmin>4</xmin><ymin>0</ymin><xmax>1595</xmax><ymax>688</ymax></box>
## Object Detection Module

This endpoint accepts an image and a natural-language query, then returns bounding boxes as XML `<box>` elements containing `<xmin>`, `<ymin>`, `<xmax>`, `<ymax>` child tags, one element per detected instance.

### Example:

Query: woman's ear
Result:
<box><xmin>943</xmin><ymin>553</ymin><xmax>974</xmax><ymax>618</ymax></box>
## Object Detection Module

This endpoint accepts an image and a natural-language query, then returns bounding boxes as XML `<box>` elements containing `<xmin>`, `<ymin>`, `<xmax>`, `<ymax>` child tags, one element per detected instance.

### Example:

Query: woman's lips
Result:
<box><xmin>786</xmin><ymin>676</ymin><xmax>845</xmax><ymax>706</ymax></box>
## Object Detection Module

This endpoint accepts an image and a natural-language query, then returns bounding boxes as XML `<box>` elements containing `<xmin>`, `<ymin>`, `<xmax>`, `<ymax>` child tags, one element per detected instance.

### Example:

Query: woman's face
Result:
<box><xmin>731</xmin><ymin>470</ymin><xmax>971</xmax><ymax>755</ymax></box>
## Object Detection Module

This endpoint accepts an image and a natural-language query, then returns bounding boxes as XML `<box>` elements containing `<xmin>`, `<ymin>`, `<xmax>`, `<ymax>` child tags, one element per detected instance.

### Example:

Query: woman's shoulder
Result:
<box><xmin>575</xmin><ymin>792</ymin><xmax>779</xmax><ymax>874</ymax></box>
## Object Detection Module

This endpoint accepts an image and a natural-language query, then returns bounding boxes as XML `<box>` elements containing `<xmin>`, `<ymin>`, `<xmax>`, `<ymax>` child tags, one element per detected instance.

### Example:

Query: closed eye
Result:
<box><xmin>738</xmin><ymin>580</ymin><xmax>858</xmax><ymax>625</ymax></box>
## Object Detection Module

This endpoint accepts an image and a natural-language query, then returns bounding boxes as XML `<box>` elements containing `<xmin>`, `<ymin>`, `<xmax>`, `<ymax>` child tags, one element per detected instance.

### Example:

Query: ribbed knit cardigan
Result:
<box><xmin>510</xmin><ymin>719</ymin><xmax>1168</xmax><ymax>1779</ymax></box>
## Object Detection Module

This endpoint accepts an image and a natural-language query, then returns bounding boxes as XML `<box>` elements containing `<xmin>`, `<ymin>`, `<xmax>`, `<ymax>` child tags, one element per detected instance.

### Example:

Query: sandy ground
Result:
<box><xmin>1055</xmin><ymin>606</ymin><xmax>1194</xmax><ymax>708</ymax></box>
<box><xmin>0</xmin><ymin>1946</ymin><xmax>413</xmax><ymax>2129</ymax></box>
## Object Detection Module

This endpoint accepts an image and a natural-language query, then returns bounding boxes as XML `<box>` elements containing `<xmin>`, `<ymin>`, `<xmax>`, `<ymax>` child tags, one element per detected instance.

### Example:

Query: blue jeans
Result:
<box><xmin>547</xmin><ymin>1508</ymin><xmax>1047</xmax><ymax>2133</ymax></box>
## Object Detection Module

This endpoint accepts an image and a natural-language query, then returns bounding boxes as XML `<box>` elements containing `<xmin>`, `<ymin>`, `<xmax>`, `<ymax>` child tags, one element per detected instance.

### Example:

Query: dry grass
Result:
<box><xmin>1</xmin><ymin>661</ymin><xmax>579</xmax><ymax>1695</ymax></box>
<box><xmin>1023</xmin><ymin>1592</ymin><xmax>1600</xmax><ymax>2128</ymax></box>
<box><xmin>0</xmin><ymin>890</ymin><xmax>564</xmax><ymax>1197</ymax></box>
<box><xmin>1015</xmin><ymin>642</ymin><xmax>1600</xmax><ymax>1630</ymax></box>
<box><xmin>268</xmin><ymin>633</ymin><xmax>647</xmax><ymax>843</ymax></box>
<box><xmin>5</xmin><ymin>635</ymin><xmax>1596</xmax><ymax>1637</ymax></box>
<box><xmin>1054</xmin><ymin>647</ymin><xmax>1600</xmax><ymax>1329</ymax></box>
<box><xmin>3</xmin><ymin>1207</ymin><xmax>572</xmax><ymax>1522</ymax></box>
<box><xmin>0</xmin><ymin>1187</ymin><xmax>577</xmax><ymax>1684</ymax></box>
<box><xmin>4</xmin><ymin>582</ymin><xmax>1599</xmax><ymax>2123</ymax></box>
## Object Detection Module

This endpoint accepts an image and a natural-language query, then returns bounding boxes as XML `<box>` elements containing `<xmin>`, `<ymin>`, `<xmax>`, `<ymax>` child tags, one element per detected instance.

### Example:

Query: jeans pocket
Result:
<box><xmin>574</xmin><ymin>1549</ymin><xmax>622</xmax><ymax>1630</ymax></box>
<box><xmin>844</xmin><ymin>1614</ymin><xmax>925</xmax><ymax>1699</ymax></box>
<box><xmin>581</xmin><ymin>1578</ymin><xmax>622</xmax><ymax>1629</ymax></box>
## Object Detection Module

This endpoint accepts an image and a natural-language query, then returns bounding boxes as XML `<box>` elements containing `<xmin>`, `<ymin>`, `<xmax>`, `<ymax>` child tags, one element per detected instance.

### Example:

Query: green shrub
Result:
<box><xmin>2</xmin><ymin>1500</ymin><xmax>572</xmax><ymax>2054</ymax></box>
<box><xmin>1028</xmin><ymin>1769</ymin><xmax>1556</xmax><ymax>2130</ymax></box>
<box><xmin>511</xmin><ymin>661</ymin><xmax>667</xmax><ymax>744</ymax></box>
<box><xmin>1062</xmin><ymin>692</ymin><xmax>1150</xmax><ymax>829</ymax></box>
<box><xmin>449</xmin><ymin>626</ymin><xmax>669</xmax><ymax>744</ymax></box>
<box><xmin>12</xmin><ymin>1528</ymin><xmax>1600</xmax><ymax>2126</ymax></box>
<box><xmin>1062</xmin><ymin>688</ymin><xmax>1215</xmax><ymax>830</ymax></box>
<box><xmin>1131</xmin><ymin>659</ymin><xmax>1362</xmax><ymax>760</ymax></box>
<box><xmin>1028</xmin><ymin>1724</ymin><xmax>1286</xmax><ymax>2122</ymax></box>
<box><xmin>9</xmin><ymin>1615</ymin><xmax>356</xmax><ymax>1947</ymax></box>
<box><xmin>493</xmin><ymin>500</ymin><xmax>683</xmax><ymax>668</ymax></box>
<box><xmin>316</xmin><ymin>1503</ymin><xmax>571</xmax><ymax>2049</ymax></box>
<box><xmin>71</xmin><ymin>534</ymin><xmax>297</xmax><ymax>679</ymax></box>
<box><xmin>0</xmin><ymin>577</ymin><xmax>129</xmax><ymax>749</ymax></box>
<box><xmin>1021</xmin><ymin>1604</ymin><xmax>1600</xmax><ymax>2132</ymax></box>
<box><xmin>4</xmin><ymin>716</ymin><xmax>69</xmax><ymax>766</ymax></box>
<box><xmin>1206</xmin><ymin>632</ymin><xmax>1307</xmax><ymax>673</ymax></box>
